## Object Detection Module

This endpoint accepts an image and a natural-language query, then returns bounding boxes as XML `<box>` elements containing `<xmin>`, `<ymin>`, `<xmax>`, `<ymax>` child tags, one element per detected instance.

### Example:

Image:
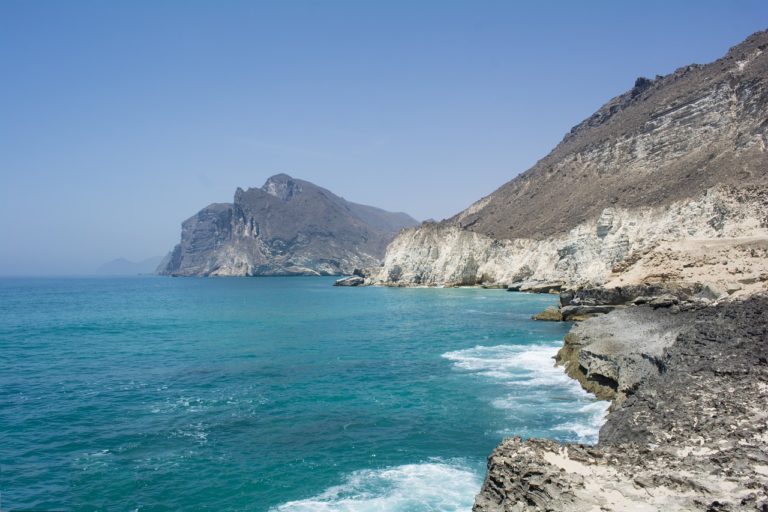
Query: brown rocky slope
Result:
<box><xmin>368</xmin><ymin>31</ymin><xmax>768</xmax><ymax>290</ymax></box>
<box><xmin>455</xmin><ymin>30</ymin><xmax>768</xmax><ymax>241</ymax></box>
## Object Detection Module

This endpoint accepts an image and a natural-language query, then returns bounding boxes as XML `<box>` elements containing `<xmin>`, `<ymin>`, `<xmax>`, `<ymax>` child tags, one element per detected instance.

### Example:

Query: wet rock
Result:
<box><xmin>532</xmin><ymin>306</ymin><xmax>563</xmax><ymax>322</ymax></box>
<box><xmin>333</xmin><ymin>276</ymin><xmax>364</xmax><ymax>286</ymax></box>
<box><xmin>560</xmin><ymin>305</ymin><xmax>615</xmax><ymax>321</ymax></box>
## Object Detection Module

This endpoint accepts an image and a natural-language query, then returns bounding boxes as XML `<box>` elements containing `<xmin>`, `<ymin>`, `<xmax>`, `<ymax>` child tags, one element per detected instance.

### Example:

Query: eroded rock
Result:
<box><xmin>333</xmin><ymin>276</ymin><xmax>365</xmax><ymax>286</ymax></box>
<box><xmin>475</xmin><ymin>296</ymin><xmax>768</xmax><ymax>511</ymax></box>
<box><xmin>532</xmin><ymin>306</ymin><xmax>563</xmax><ymax>322</ymax></box>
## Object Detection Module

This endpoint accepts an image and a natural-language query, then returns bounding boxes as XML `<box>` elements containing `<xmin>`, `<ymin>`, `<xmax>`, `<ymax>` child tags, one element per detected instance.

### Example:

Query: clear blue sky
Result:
<box><xmin>1</xmin><ymin>1</ymin><xmax>766</xmax><ymax>274</ymax></box>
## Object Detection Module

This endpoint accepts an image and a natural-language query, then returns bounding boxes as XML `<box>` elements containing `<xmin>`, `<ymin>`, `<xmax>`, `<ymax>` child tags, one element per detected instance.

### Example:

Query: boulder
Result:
<box><xmin>519</xmin><ymin>281</ymin><xmax>565</xmax><ymax>293</ymax></box>
<box><xmin>333</xmin><ymin>276</ymin><xmax>364</xmax><ymax>287</ymax></box>
<box><xmin>532</xmin><ymin>306</ymin><xmax>563</xmax><ymax>322</ymax></box>
<box><xmin>561</xmin><ymin>305</ymin><xmax>615</xmax><ymax>321</ymax></box>
<box><xmin>649</xmin><ymin>294</ymin><xmax>679</xmax><ymax>308</ymax></box>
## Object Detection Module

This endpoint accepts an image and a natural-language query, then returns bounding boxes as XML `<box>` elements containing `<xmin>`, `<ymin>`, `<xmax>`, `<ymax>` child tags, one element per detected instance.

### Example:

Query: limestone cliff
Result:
<box><xmin>370</xmin><ymin>31</ymin><xmax>768</xmax><ymax>291</ymax></box>
<box><xmin>373</xmin><ymin>186</ymin><xmax>768</xmax><ymax>293</ymax></box>
<box><xmin>158</xmin><ymin>174</ymin><xmax>418</xmax><ymax>276</ymax></box>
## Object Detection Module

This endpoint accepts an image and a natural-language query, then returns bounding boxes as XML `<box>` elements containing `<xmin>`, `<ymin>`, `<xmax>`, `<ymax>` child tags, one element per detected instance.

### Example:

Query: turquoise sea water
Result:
<box><xmin>0</xmin><ymin>277</ymin><xmax>607</xmax><ymax>511</ymax></box>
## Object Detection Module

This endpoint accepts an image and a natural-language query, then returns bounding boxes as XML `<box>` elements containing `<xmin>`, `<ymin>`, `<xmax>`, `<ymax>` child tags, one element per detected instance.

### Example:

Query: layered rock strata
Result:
<box><xmin>370</xmin><ymin>185</ymin><xmax>768</xmax><ymax>294</ymax></box>
<box><xmin>158</xmin><ymin>174</ymin><xmax>417</xmax><ymax>276</ymax></box>
<box><xmin>474</xmin><ymin>295</ymin><xmax>768</xmax><ymax>511</ymax></box>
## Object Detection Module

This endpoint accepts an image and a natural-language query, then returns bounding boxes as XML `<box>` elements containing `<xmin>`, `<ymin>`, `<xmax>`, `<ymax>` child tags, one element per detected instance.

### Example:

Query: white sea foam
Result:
<box><xmin>442</xmin><ymin>343</ymin><xmax>575</xmax><ymax>388</ymax></box>
<box><xmin>552</xmin><ymin>401</ymin><xmax>610</xmax><ymax>443</ymax></box>
<box><xmin>442</xmin><ymin>343</ymin><xmax>609</xmax><ymax>444</ymax></box>
<box><xmin>272</xmin><ymin>460</ymin><xmax>481</xmax><ymax>512</ymax></box>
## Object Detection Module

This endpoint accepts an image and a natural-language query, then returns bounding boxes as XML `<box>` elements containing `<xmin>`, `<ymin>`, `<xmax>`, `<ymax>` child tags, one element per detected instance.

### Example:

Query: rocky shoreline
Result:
<box><xmin>473</xmin><ymin>289</ymin><xmax>768</xmax><ymax>511</ymax></box>
<box><xmin>337</xmin><ymin>31</ymin><xmax>768</xmax><ymax>510</ymax></box>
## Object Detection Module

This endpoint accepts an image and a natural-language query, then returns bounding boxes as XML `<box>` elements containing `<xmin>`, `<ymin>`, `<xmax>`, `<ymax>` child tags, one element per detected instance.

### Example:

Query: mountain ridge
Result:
<box><xmin>369</xmin><ymin>30</ymin><xmax>768</xmax><ymax>291</ymax></box>
<box><xmin>158</xmin><ymin>174</ymin><xmax>418</xmax><ymax>276</ymax></box>
<box><xmin>450</xmin><ymin>29</ymin><xmax>767</xmax><ymax>240</ymax></box>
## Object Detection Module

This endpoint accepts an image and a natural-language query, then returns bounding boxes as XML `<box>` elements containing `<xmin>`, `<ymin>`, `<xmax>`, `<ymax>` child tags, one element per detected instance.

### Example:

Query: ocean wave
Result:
<box><xmin>272</xmin><ymin>460</ymin><xmax>481</xmax><ymax>512</ymax></box>
<box><xmin>442</xmin><ymin>343</ymin><xmax>609</xmax><ymax>444</ymax></box>
<box><xmin>442</xmin><ymin>343</ymin><xmax>575</xmax><ymax>388</ymax></box>
<box><xmin>552</xmin><ymin>401</ymin><xmax>609</xmax><ymax>443</ymax></box>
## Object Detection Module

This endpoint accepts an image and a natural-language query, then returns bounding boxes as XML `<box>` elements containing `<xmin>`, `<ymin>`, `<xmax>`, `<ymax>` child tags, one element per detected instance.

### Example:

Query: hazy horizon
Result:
<box><xmin>2</xmin><ymin>1</ymin><xmax>767</xmax><ymax>275</ymax></box>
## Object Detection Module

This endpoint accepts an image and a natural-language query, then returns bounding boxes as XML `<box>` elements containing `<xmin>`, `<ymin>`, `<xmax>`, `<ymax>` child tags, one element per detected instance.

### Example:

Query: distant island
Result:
<box><xmin>98</xmin><ymin>256</ymin><xmax>164</xmax><ymax>275</ymax></box>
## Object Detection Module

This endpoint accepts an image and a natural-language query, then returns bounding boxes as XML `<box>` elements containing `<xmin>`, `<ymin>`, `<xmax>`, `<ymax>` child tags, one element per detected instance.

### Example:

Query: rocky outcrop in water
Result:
<box><xmin>158</xmin><ymin>174</ymin><xmax>418</xmax><ymax>276</ymax></box>
<box><xmin>474</xmin><ymin>295</ymin><xmax>768</xmax><ymax>511</ymax></box>
<box><xmin>369</xmin><ymin>31</ymin><xmax>768</xmax><ymax>293</ymax></box>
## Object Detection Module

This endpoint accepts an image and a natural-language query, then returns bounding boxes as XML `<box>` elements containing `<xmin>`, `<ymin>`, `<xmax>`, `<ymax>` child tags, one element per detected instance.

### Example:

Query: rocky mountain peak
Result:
<box><xmin>158</xmin><ymin>175</ymin><xmax>418</xmax><ymax>276</ymax></box>
<box><xmin>262</xmin><ymin>173</ymin><xmax>302</xmax><ymax>201</ymax></box>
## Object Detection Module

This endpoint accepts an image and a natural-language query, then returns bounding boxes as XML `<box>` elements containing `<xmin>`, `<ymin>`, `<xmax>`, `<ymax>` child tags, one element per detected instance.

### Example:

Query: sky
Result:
<box><xmin>1</xmin><ymin>1</ymin><xmax>766</xmax><ymax>275</ymax></box>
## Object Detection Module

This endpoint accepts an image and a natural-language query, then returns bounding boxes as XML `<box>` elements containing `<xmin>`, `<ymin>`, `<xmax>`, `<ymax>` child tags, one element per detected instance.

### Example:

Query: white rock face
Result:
<box><xmin>369</xmin><ymin>186</ymin><xmax>768</xmax><ymax>288</ymax></box>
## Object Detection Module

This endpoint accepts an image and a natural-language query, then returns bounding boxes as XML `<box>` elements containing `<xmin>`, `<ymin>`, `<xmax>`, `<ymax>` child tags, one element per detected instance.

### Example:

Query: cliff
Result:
<box><xmin>338</xmin><ymin>30</ymin><xmax>768</xmax><ymax>511</ymax></box>
<box><xmin>158</xmin><ymin>174</ymin><xmax>418</xmax><ymax>276</ymax></box>
<box><xmin>464</xmin><ymin>31</ymin><xmax>768</xmax><ymax>511</ymax></box>
<box><xmin>474</xmin><ymin>294</ymin><xmax>768</xmax><ymax>511</ymax></box>
<box><xmin>369</xmin><ymin>31</ymin><xmax>768</xmax><ymax>292</ymax></box>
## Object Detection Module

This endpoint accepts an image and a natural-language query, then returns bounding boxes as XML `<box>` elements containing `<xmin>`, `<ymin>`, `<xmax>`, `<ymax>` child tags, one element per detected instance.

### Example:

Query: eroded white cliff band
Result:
<box><xmin>369</xmin><ymin>186</ymin><xmax>768</xmax><ymax>297</ymax></box>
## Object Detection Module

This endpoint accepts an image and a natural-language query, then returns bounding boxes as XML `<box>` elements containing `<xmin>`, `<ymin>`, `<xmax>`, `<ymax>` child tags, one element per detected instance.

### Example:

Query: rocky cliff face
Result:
<box><xmin>474</xmin><ymin>295</ymin><xmax>768</xmax><ymax>512</ymax></box>
<box><xmin>370</xmin><ymin>31</ymin><xmax>768</xmax><ymax>290</ymax></box>
<box><xmin>373</xmin><ymin>186</ymin><xmax>768</xmax><ymax>294</ymax></box>
<box><xmin>158</xmin><ymin>174</ymin><xmax>418</xmax><ymax>276</ymax></box>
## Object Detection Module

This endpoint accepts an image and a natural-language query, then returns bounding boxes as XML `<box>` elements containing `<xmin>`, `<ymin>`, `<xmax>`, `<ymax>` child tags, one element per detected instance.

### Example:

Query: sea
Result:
<box><xmin>0</xmin><ymin>276</ymin><xmax>608</xmax><ymax>511</ymax></box>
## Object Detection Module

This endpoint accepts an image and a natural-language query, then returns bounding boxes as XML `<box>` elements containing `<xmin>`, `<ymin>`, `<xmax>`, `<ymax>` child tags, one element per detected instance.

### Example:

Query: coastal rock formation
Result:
<box><xmin>395</xmin><ymin>31</ymin><xmax>768</xmax><ymax>512</ymax></box>
<box><xmin>369</xmin><ymin>31</ymin><xmax>768</xmax><ymax>292</ymax></box>
<box><xmin>555</xmin><ymin>306</ymin><xmax>688</xmax><ymax>402</ymax></box>
<box><xmin>474</xmin><ymin>295</ymin><xmax>768</xmax><ymax>511</ymax></box>
<box><xmin>158</xmin><ymin>174</ymin><xmax>417</xmax><ymax>276</ymax></box>
<box><xmin>373</xmin><ymin>186</ymin><xmax>768</xmax><ymax>293</ymax></box>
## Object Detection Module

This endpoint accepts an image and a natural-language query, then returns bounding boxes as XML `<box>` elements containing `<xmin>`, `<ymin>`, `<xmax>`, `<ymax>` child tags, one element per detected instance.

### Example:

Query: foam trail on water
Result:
<box><xmin>272</xmin><ymin>460</ymin><xmax>481</xmax><ymax>512</ymax></box>
<box><xmin>442</xmin><ymin>342</ymin><xmax>609</xmax><ymax>444</ymax></box>
<box><xmin>552</xmin><ymin>401</ymin><xmax>610</xmax><ymax>443</ymax></box>
<box><xmin>443</xmin><ymin>343</ymin><xmax>578</xmax><ymax>387</ymax></box>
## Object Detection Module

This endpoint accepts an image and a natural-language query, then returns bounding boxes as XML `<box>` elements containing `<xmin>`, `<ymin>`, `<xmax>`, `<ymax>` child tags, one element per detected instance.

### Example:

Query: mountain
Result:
<box><xmin>97</xmin><ymin>256</ymin><xmax>164</xmax><ymax>275</ymax></box>
<box><xmin>158</xmin><ymin>174</ymin><xmax>418</xmax><ymax>276</ymax></box>
<box><xmin>369</xmin><ymin>30</ymin><xmax>768</xmax><ymax>293</ymax></box>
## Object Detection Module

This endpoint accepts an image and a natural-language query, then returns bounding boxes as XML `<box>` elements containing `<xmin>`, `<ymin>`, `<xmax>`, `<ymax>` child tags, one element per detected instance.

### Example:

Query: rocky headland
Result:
<box><xmin>345</xmin><ymin>31</ymin><xmax>768</xmax><ymax>510</ymax></box>
<box><xmin>158</xmin><ymin>174</ymin><xmax>417</xmax><ymax>276</ymax></box>
<box><xmin>474</xmin><ymin>293</ymin><xmax>768</xmax><ymax>512</ymax></box>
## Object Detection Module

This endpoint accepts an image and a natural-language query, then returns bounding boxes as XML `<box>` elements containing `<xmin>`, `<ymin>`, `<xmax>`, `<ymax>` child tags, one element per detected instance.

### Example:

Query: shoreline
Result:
<box><xmin>473</xmin><ymin>287</ymin><xmax>768</xmax><ymax>511</ymax></box>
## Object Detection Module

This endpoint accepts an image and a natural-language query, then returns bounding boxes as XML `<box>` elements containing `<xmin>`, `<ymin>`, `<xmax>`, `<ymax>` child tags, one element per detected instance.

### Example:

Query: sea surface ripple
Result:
<box><xmin>0</xmin><ymin>276</ymin><xmax>606</xmax><ymax>511</ymax></box>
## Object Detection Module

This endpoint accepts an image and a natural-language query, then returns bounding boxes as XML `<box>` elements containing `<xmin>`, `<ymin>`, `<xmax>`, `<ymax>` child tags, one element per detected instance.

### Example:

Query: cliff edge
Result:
<box><xmin>474</xmin><ymin>294</ymin><xmax>768</xmax><ymax>511</ymax></box>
